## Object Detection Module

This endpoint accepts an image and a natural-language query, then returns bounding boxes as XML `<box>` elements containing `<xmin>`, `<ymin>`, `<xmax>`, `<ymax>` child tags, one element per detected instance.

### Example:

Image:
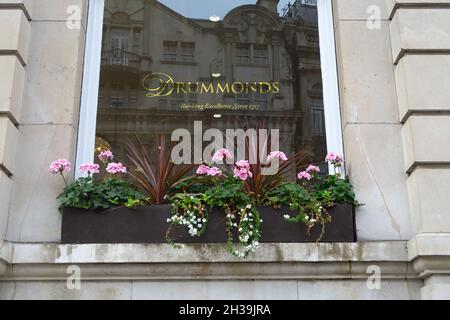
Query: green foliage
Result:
<box><xmin>265</xmin><ymin>182</ymin><xmax>311</xmax><ymax>209</ymax></box>
<box><xmin>264</xmin><ymin>174</ymin><xmax>360</xmax><ymax>240</ymax></box>
<box><xmin>168</xmin><ymin>176</ymin><xmax>261</xmax><ymax>258</ymax></box>
<box><xmin>265</xmin><ymin>182</ymin><xmax>331</xmax><ymax>239</ymax></box>
<box><xmin>204</xmin><ymin>176</ymin><xmax>251</xmax><ymax>210</ymax></box>
<box><xmin>170</xmin><ymin>176</ymin><xmax>214</xmax><ymax>194</ymax></box>
<box><xmin>169</xmin><ymin>193</ymin><xmax>207</xmax><ymax>215</ymax></box>
<box><xmin>166</xmin><ymin>193</ymin><xmax>209</xmax><ymax>246</ymax></box>
<box><xmin>226</xmin><ymin>204</ymin><xmax>261</xmax><ymax>258</ymax></box>
<box><xmin>313</xmin><ymin>175</ymin><xmax>361</xmax><ymax>207</ymax></box>
<box><xmin>57</xmin><ymin>177</ymin><xmax>147</xmax><ymax>211</ymax></box>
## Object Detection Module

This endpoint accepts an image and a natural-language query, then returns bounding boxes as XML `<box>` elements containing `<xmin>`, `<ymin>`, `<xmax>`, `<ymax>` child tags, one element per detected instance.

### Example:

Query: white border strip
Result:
<box><xmin>75</xmin><ymin>0</ymin><xmax>105</xmax><ymax>178</ymax></box>
<box><xmin>317</xmin><ymin>0</ymin><xmax>345</xmax><ymax>174</ymax></box>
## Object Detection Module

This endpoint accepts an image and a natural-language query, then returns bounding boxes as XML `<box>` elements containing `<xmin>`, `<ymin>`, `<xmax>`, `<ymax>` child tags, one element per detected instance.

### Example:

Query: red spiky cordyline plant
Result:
<box><xmin>226</xmin><ymin>119</ymin><xmax>313</xmax><ymax>203</ymax></box>
<box><xmin>125</xmin><ymin>135</ymin><xmax>195</xmax><ymax>204</ymax></box>
<box><xmin>243</xmin><ymin>143</ymin><xmax>312</xmax><ymax>204</ymax></box>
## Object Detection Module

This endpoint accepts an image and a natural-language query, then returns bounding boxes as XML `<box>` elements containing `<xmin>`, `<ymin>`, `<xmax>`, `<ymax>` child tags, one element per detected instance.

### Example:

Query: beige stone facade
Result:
<box><xmin>0</xmin><ymin>0</ymin><xmax>449</xmax><ymax>300</ymax></box>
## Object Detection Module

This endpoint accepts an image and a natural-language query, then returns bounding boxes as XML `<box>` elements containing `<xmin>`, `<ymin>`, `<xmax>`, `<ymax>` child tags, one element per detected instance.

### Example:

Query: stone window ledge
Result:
<box><xmin>9</xmin><ymin>242</ymin><xmax>409</xmax><ymax>264</ymax></box>
<box><xmin>0</xmin><ymin>241</ymin><xmax>423</xmax><ymax>281</ymax></box>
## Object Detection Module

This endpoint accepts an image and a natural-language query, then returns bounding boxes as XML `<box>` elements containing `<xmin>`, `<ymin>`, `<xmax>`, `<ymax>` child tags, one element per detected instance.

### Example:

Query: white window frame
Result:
<box><xmin>75</xmin><ymin>0</ymin><xmax>344</xmax><ymax>177</ymax></box>
<box><xmin>317</xmin><ymin>0</ymin><xmax>345</xmax><ymax>174</ymax></box>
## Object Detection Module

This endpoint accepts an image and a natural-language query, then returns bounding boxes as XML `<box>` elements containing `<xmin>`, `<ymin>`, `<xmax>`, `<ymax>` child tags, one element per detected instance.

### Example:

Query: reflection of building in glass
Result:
<box><xmin>96</xmin><ymin>0</ymin><xmax>326</xmax><ymax>165</ymax></box>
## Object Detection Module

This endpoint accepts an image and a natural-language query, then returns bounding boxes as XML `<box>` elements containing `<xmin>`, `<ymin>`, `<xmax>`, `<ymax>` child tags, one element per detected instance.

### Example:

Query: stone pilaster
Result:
<box><xmin>0</xmin><ymin>0</ymin><xmax>32</xmax><ymax>241</ymax></box>
<box><xmin>5</xmin><ymin>0</ymin><xmax>88</xmax><ymax>242</ymax></box>
<box><xmin>388</xmin><ymin>0</ymin><xmax>450</xmax><ymax>299</ymax></box>
<box><xmin>333</xmin><ymin>0</ymin><xmax>412</xmax><ymax>241</ymax></box>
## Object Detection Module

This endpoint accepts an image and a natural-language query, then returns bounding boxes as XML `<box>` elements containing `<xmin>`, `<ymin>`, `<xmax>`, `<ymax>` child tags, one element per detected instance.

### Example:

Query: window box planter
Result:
<box><xmin>61</xmin><ymin>204</ymin><xmax>356</xmax><ymax>244</ymax></box>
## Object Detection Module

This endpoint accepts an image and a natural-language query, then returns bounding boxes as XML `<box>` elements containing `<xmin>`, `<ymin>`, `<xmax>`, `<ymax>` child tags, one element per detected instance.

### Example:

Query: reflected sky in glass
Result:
<box><xmin>158</xmin><ymin>0</ymin><xmax>292</xmax><ymax>19</ymax></box>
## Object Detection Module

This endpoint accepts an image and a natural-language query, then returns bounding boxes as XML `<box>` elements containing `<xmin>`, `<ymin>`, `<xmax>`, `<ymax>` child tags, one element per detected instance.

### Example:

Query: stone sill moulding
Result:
<box><xmin>0</xmin><ymin>238</ymin><xmax>447</xmax><ymax>282</ymax></box>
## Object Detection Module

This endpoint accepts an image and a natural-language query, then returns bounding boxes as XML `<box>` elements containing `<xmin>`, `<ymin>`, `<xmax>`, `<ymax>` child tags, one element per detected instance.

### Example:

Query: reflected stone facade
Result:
<box><xmin>96</xmin><ymin>0</ymin><xmax>326</xmax><ymax>165</ymax></box>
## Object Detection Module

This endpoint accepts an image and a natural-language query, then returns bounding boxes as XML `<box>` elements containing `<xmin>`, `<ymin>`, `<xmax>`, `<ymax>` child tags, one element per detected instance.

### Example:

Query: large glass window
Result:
<box><xmin>78</xmin><ymin>0</ymin><xmax>342</xmax><ymax>177</ymax></box>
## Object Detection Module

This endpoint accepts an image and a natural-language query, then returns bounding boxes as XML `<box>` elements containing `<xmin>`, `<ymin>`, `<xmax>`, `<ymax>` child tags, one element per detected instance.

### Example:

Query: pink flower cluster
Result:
<box><xmin>106</xmin><ymin>162</ymin><xmax>127</xmax><ymax>174</ymax></box>
<box><xmin>306</xmin><ymin>165</ymin><xmax>320</xmax><ymax>173</ymax></box>
<box><xmin>79</xmin><ymin>163</ymin><xmax>100</xmax><ymax>175</ymax></box>
<box><xmin>196</xmin><ymin>164</ymin><xmax>222</xmax><ymax>177</ymax></box>
<box><xmin>297</xmin><ymin>164</ymin><xmax>320</xmax><ymax>181</ymax></box>
<box><xmin>48</xmin><ymin>159</ymin><xmax>72</xmax><ymax>174</ymax></box>
<box><xmin>212</xmin><ymin>148</ymin><xmax>233</xmax><ymax>163</ymax></box>
<box><xmin>297</xmin><ymin>171</ymin><xmax>312</xmax><ymax>181</ymax></box>
<box><xmin>325</xmin><ymin>152</ymin><xmax>344</xmax><ymax>167</ymax></box>
<box><xmin>234</xmin><ymin>160</ymin><xmax>253</xmax><ymax>181</ymax></box>
<box><xmin>267</xmin><ymin>151</ymin><xmax>288</xmax><ymax>162</ymax></box>
<box><xmin>49</xmin><ymin>151</ymin><xmax>127</xmax><ymax>180</ymax></box>
<box><xmin>297</xmin><ymin>152</ymin><xmax>343</xmax><ymax>180</ymax></box>
<box><xmin>98</xmin><ymin>150</ymin><xmax>113</xmax><ymax>162</ymax></box>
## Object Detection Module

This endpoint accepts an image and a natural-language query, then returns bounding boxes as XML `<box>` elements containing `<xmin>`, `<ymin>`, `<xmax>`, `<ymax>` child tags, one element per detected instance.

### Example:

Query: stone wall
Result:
<box><xmin>1</xmin><ymin>0</ymin><xmax>450</xmax><ymax>300</ymax></box>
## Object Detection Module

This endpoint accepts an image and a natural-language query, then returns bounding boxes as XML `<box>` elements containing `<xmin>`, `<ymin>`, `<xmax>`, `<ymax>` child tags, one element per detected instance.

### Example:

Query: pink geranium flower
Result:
<box><xmin>197</xmin><ymin>165</ymin><xmax>222</xmax><ymax>177</ymax></box>
<box><xmin>48</xmin><ymin>159</ymin><xmax>72</xmax><ymax>174</ymax></box>
<box><xmin>235</xmin><ymin>160</ymin><xmax>250</xmax><ymax>170</ymax></box>
<box><xmin>306</xmin><ymin>165</ymin><xmax>320</xmax><ymax>173</ymax></box>
<box><xmin>267</xmin><ymin>151</ymin><xmax>288</xmax><ymax>162</ymax></box>
<box><xmin>325</xmin><ymin>152</ymin><xmax>344</xmax><ymax>167</ymax></box>
<box><xmin>79</xmin><ymin>163</ymin><xmax>100</xmax><ymax>175</ymax></box>
<box><xmin>212</xmin><ymin>148</ymin><xmax>233</xmax><ymax>162</ymax></box>
<box><xmin>98</xmin><ymin>150</ymin><xmax>113</xmax><ymax>162</ymax></box>
<box><xmin>233</xmin><ymin>167</ymin><xmax>249</xmax><ymax>181</ymax></box>
<box><xmin>196</xmin><ymin>164</ymin><xmax>211</xmax><ymax>175</ymax></box>
<box><xmin>106</xmin><ymin>162</ymin><xmax>127</xmax><ymax>174</ymax></box>
<box><xmin>233</xmin><ymin>160</ymin><xmax>253</xmax><ymax>181</ymax></box>
<box><xmin>297</xmin><ymin>171</ymin><xmax>312</xmax><ymax>181</ymax></box>
<box><xmin>207</xmin><ymin>166</ymin><xmax>222</xmax><ymax>177</ymax></box>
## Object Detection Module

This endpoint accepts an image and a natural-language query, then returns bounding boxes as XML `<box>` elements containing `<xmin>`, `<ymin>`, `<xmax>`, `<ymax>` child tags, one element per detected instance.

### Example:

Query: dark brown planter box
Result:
<box><xmin>61</xmin><ymin>204</ymin><xmax>356</xmax><ymax>244</ymax></box>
